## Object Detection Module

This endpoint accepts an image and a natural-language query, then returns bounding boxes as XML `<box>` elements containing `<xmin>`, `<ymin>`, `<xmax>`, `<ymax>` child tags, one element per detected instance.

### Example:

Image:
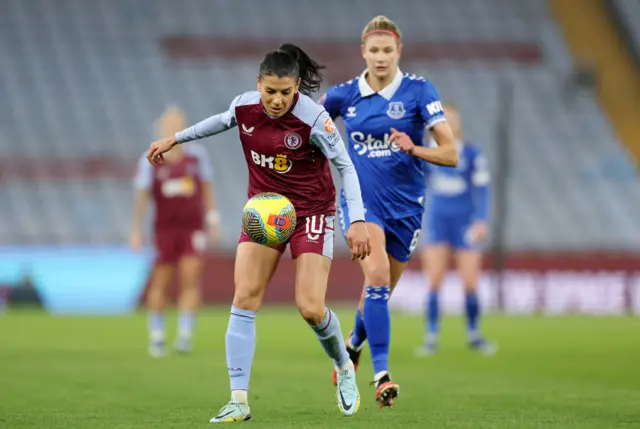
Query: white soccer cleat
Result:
<box><xmin>209</xmin><ymin>401</ymin><xmax>251</xmax><ymax>423</ymax></box>
<box><xmin>336</xmin><ymin>361</ymin><xmax>361</xmax><ymax>416</ymax></box>
<box><xmin>148</xmin><ymin>341</ymin><xmax>167</xmax><ymax>358</ymax></box>
<box><xmin>173</xmin><ymin>336</ymin><xmax>193</xmax><ymax>354</ymax></box>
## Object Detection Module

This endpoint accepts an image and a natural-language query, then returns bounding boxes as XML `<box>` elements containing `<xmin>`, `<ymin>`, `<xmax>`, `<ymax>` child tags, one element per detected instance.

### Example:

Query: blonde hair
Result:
<box><xmin>362</xmin><ymin>15</ymin><xmax>402</xmax><ymax>42</ymax></box>
<box><xmin>155</xmin><ymin>105</ymin><xmax>186</xmax><ymax>137</ymax></box>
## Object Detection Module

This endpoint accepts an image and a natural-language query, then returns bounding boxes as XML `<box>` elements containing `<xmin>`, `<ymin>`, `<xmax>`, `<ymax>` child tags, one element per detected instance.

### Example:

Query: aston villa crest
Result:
<box><xmin>387</xmin><ymin>101</ymin><xmax>405</xmax><ymax>120</ymax></box>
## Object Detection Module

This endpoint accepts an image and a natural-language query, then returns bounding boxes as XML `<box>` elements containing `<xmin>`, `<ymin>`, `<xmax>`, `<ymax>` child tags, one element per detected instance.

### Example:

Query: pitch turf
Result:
<box><xmin>1</xmin><ymin>308</ymin><xmax>639</xmax><ymax>428</ymax></box>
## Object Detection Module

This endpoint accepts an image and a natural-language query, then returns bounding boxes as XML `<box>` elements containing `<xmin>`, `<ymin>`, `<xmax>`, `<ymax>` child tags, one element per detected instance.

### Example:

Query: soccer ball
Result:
<box><xmin>242</xmin><ymin>192</ymin><xmax>296</xmax><ymax>246</ymax></box>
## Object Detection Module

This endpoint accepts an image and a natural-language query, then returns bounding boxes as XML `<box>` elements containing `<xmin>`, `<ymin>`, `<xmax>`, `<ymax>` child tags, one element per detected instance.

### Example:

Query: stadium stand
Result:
<box><xmin>0</xmin><ymin>0</ymin><xmax>638</xmax><ymax>250</ymax></box>
<box><xmin>613</xmin><ymin>0</ymin><xmax>640</xmax><ymax>65</ymax></box>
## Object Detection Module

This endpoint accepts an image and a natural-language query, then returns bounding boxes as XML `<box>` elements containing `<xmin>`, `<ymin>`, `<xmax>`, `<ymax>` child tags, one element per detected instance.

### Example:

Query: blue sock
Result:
<box><xmin>148</xmin><ymin>311</ymin><xmax>165</xmax><ymax>341</ymax></box>
<box><xmin>349</xmin><ymin>309</ymin><xmax>367</xmax><ymax>349</ymax></box>
<box><xmin>363</xmin><ymin>285</ymin><xmax>390</xmax><ymax>375</ymax></box>
<box><xmin>310</xmin><ymin>307</ymin><xmax>350</xmax><ymax>369</ymax></box>
<box><xmin>465</xmin><ymin>291</ymin><xmax>480</xmax><ymax>337</ymax></box>
<box><xmin>226</xmin><ymin>306</ymin><xmax>256</xmax><ymax>392</ymax></box>
<box><xmin>178</xmin><ymin>311</ymin><xmax>195</xmax><ymax>339</ymax></box>
<box><xmin>427</xmin><ymin>290</ymin><xmax>440</xmax><ymax>337</ymax></box>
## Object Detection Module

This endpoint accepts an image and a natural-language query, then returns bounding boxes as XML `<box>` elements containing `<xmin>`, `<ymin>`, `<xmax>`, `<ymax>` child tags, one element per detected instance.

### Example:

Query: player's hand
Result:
<box><xmin>129</xmin><ymin>230</ymin><xmax>142</xmax><ymax>252</ymax></box>
<box><xmin>147</xmin><ymin>136</ymin><xmax>178</xmax><ymax>165</ymax></box>
<box><xmin>389</xmin><ymin>128</ymin><xmax>415</xmax><ymax>154</ymax></box>
<box><xmin>346</xmin><ymin>221</ymin><xmax>371</xmax><ymax>260</ymax></box>
<box><xmin>468</xmin><ymin>221</ymin><xmax>488</xmax><ymax>243</ymax></box>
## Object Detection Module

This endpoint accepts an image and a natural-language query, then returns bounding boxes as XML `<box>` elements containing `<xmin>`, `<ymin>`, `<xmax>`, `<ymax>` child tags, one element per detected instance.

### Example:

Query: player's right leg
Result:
<box><xmin>416</xmin><ymin>215</ymin><xmax>451</xmax><ymax>356</ymax></box>
<box><xmin>174</xmin><ymin>254</ymin><xmax>202</xmax><ymax>353</ymax></box>
<box><xmin>147</xmin><ymin>231</ymin><xmax>177</xmax><ymax>357</ymax></box>
<box><xmin>210</xmin><ymin>241</ymin><xmax>281</xmax><ymax>424</ymax></box>
<box><xmin>147</xmin><ymin>264</ymin><xmax>175</xmax><ymax>357</ymax></box>
<box><xmin>333</xmin><ymin>205</ymin><xmax>369</xmax><ymax>385</ymax></box>
<box><xmin>355</xmin><ymin>221</ymin><xmax>395</xmax><ymax>405</ymax></box>
<box><xmin>290</xmin><ymin>215</ymin><xmax>360</xmax><ymax>417</ymax></box>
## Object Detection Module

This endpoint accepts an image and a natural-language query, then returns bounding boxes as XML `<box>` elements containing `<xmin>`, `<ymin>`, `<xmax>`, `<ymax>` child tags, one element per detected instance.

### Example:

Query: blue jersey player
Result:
<box><xmin>417</xmin><ymin>104</ymin><xmax>497</xmax><ymax>356</ymax></box>
<box><xmin>320</xmin><ymin>16</ymin><xmax>458</xmax><ymax>408</ymax></box>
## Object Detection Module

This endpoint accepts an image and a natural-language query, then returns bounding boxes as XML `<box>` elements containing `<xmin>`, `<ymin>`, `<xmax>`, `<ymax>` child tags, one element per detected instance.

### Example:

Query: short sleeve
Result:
<box><xmin>133</xmin><ymin>155</ymin><xmax>153</xmax><ymax>191</ymax></box>
<box><xmin>309</xmin><ymin>110</ymin><xmax>345</xmax><ymax>160</ymax></box>
<box><xmin>318</xmin><ymin>86</ymin><xmax>343</xmax><ymax>120</ymax></box>
<box><xmin>419</xmin><ymin>81</ymin><xmax>447</xmax><ymax>130</ymax></box>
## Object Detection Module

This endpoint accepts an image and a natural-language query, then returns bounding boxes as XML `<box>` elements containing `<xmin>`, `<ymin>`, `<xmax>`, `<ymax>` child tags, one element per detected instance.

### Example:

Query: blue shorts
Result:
<box><xmin>337</xmin><ymin>202</ymin><xmax>422</xmax><ymax>263</ymax></box>
<box><xmin>423</xmin><ymin>213</ymin><xmax>478</xmax><ymax>251</ymax></box>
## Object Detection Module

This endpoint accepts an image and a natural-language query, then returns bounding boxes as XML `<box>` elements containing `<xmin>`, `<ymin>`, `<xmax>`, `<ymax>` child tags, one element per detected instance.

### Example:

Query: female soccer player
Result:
<box><xmin>417</xmin><ymin>104</ymin><xmax>496</xmax><ymax>356</ymax></box>
<box><xmin>132</xmin><ymin>106</ymin><xmax>220</xmax><ymax>358</ymax></box>
<box><xmin>320</xmin><ymin>16</ymin><xmax>458</xmax><ymax>407</ymax></box>
<box><xmin>147</xmin><ymin>44</ymin><xmax>371</xmax><ymax>423</ymax></box>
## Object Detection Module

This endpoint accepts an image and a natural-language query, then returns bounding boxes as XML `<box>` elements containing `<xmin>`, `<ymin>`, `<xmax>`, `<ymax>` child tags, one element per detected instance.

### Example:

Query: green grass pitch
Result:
<box><xmin>1</xmin><ymin>308</ymin><xmax>639</xmax><ymax>428</ymax></box>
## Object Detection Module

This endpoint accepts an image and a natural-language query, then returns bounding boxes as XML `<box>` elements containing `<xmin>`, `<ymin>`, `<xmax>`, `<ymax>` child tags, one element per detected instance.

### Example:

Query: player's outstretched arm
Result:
<box><xmin>147</xmin><ymin>95</ymin><xmax>241</xmax><ymax>165</ymax></box>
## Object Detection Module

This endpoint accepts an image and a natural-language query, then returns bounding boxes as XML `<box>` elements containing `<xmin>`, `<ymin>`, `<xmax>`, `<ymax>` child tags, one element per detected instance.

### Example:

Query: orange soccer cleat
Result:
<box><xmin>373</xmin><ymin>373</ymin><xmax>399</xmax><ymax>408</ymax></box>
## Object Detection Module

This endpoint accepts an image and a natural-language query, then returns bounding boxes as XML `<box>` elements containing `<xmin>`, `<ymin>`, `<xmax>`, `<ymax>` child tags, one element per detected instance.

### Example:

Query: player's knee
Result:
<box><xmin>232</xmin><ymin>282</ymin><xmax>263</xmax><ymax>312</ymax></box>
<box><xmin>462</xmin><ymin>281</ymin><xmax>478</xmax><ymax>293</ymax></box>
<box><xmin>366</xmin><ymin>265</ymin><xmax>391</xmax><ymax>287</ymax></box>
<box><xmin>296</xmin><ymin>300</ymin><xmax>325</xmax><ymax>326</ymax></box>
<box><xmin>429</xmin><ymin>277</ymin><xmax>442</xmax><ymax>292</ymax></box>
<box><xmin>179</xmin><ymin>277</ymin><xmax>199</xmax><ymax>293</ymax></box>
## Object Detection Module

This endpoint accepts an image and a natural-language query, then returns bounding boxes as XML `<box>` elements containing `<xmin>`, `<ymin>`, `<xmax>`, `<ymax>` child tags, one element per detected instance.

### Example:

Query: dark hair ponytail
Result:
<box><xmin>258</xmin><ymin>43</ymin><xmax>325</xmax><ymax>95</ymax></box>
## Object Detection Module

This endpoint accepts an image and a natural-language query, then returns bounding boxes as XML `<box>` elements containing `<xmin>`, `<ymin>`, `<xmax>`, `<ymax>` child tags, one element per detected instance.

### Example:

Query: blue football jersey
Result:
<box><xmin>321</xmin><ymin>68</ymin><xmax>446</xmax><ymax>219</ymax></box>
<box><xmin>426</xmin><ymin>142</ymin><xmax>491</xmax><ymax>221</ymax></box>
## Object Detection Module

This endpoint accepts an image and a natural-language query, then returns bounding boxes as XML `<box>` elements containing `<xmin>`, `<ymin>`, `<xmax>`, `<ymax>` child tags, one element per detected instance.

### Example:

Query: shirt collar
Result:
<box><xmin>358</xmin><ymin>68</ymin><xmax>403</xmax><ymax>100</ymax></box>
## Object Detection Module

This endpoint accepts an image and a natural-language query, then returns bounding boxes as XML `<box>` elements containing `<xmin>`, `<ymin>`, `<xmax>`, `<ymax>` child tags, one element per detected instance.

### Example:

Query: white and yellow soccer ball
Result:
<box><xmin>242</xmin><ymin>192</ymin><xmax>297</xmax><ymax>246</ymax></box>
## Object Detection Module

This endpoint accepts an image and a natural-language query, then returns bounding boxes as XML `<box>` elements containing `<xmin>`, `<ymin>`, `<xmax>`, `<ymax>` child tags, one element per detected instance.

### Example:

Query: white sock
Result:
<box><xmin>374</xmin><ymin>370</ymin><xmax>389</xmax><ymax>383</ymax></box>
<box><xmin>231</xmin><ymin>390</ymin><xmax>248</xmax><ymax>404</ymax></box>
<box><xmin>426</xmin><ymin>332</ymin><xmax>439</xmax><ymax>344</ymax></box>
<box><xmin>468</xmin><ymin>330</ymin><xmax>481</xmax><ymax>342</ymax></box>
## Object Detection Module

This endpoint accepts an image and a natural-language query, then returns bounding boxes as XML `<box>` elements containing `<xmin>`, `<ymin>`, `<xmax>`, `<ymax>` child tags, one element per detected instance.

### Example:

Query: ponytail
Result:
<box><xmin>258</xmin><ymin>44</ymin><xmax>325</xmax><ymax>95</ymax></box>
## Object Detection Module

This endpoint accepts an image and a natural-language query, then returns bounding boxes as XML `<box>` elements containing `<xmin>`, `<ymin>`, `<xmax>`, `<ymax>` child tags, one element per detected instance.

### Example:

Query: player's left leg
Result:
<box><xmin>359</xmin><ymin>215</ymin><xmax>421</xmax><ymax>406</ymax></box>
<box><xmin>455</xmin><ymin>249</ymin><xmax>496</xmax><ymax>355</ymax></box>
<box><xmin>454</xmin><ymin>220</ymin><xmax>496</xmax><ymax>355</ymax></box>
<box><xmin>291</xmin><ymin>214</ymin><xmax>360</xmax><ymax>417</ymax></box>
<box><xmin>174</xmin><ymin>231</ymin><xmax>206</xmax><ymax>353</ymax></box>
<box><xmin>416</xmin><ymin>213</ymin><xmax>453</xmax><ymax>356</ymax></box>
<box><xmin>174</xmin><ymin>255</ymin><xmax>202</xmax><ymax>353</ymax></box>
<box><xmin>333</xmin><ymin>206</ymin><xmax>385</xmax><ymax>389</ymax></box>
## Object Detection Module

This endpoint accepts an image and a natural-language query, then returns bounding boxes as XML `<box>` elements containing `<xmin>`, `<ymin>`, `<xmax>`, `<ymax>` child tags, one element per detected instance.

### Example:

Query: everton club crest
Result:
<box><xmin>386</xmin><ymin>101</ymin><xmax>405</xmax><ymax>120</ymax></box>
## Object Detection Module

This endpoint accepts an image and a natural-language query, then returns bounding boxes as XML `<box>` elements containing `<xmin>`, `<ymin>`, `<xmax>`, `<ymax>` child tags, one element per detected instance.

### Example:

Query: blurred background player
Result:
<box><xmin>131</xmin><ymin>106</ymin><xmax>221</xmax><ymax>358</ymax></box>
<box><xmin>416</xmin><ymin>104</ymin><xmax>496</xmax><ymax>356</ymax></box>
<box><xmin>147</xmin><ymin>44</ymin><xmax>371</xmax><ymax>422</ymax></box>
<box><xmin>320</xmin><ymin>16</ymin><xmax>458</xmax><ymax>407</ymax></box>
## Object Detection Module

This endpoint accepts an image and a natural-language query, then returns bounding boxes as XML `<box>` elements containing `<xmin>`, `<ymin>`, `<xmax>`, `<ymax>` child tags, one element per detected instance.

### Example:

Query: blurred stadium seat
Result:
<box><xmin>613</xmin><ymin>0</ymin><xmax>640</xmax><ymax>63</ymax></box>
<box><xmin>0</xmin><ymin>0</ymin><xmax>638</xmax><ymax>251</ymax></box>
